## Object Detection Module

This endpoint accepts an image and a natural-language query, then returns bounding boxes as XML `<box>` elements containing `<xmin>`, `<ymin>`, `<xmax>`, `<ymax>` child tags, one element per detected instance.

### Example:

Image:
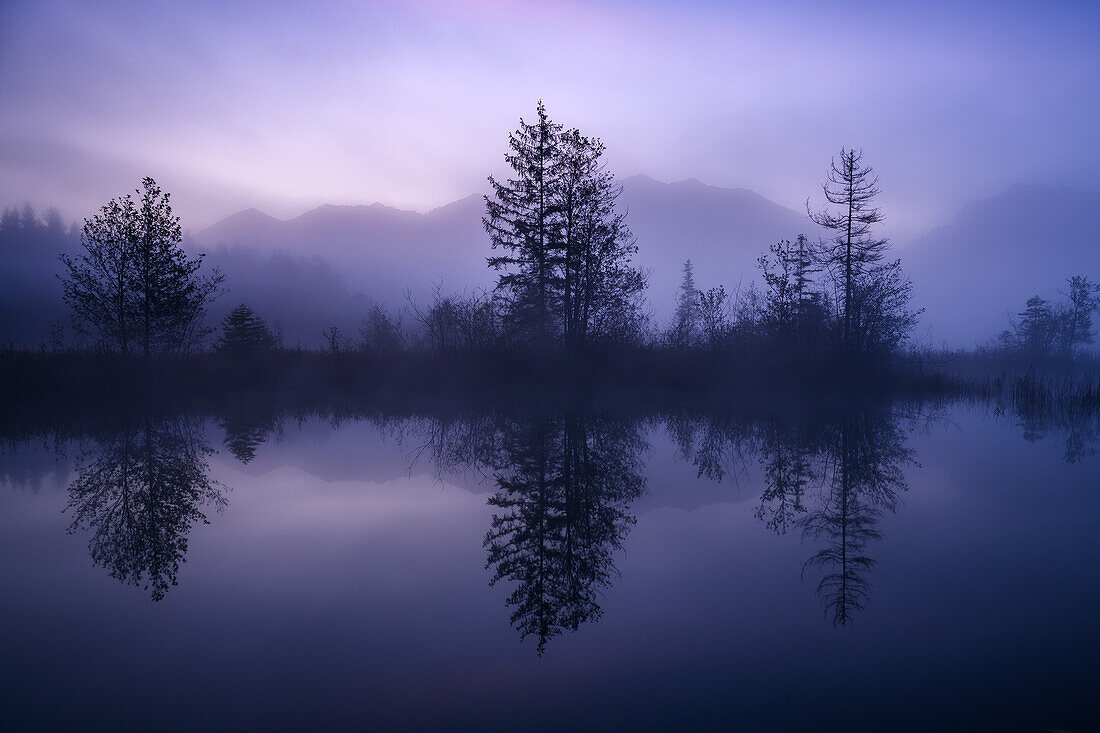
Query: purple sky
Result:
<box><xmin>1</xmin><ymin>0</ymin><xmax>1097</xmax><ymax>238</ymax></box>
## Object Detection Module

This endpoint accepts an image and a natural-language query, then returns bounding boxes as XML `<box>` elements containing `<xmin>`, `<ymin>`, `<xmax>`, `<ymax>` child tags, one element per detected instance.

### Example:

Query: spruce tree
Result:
<box><xmin>559</xmin><ymin>130</ymin><xmax>644</xmax><ymax>349</ymax></box>
<box><xmin>1015</xmin><ymin>296</ymin><xmax>1057</xmax><ymax>359</ymax></box>
<box><xmin>217</xmin><ymin>304</ymin><xmax>277</xmax><ymax>353</ymax></box>
<box><xmin>484</xmin><ymin>101</ymin><xmax>565</xmax><ymax>344</ymax></box>
<box><xmin>671</xmin><ymin>259</ymin><xmax>699</xmax><ymax>347</ymax></box>
<box><xmin>484</xmin><ymin>103</ymin><xmax>644</xmax><ymax>349</ymax></box>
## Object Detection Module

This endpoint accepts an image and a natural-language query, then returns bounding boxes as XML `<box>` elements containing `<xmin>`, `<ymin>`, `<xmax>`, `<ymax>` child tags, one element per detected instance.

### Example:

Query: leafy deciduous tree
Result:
<box><xmin>60</xmin><ymin>178</ymin><xmax>223</xmax><ymax>355</ymax></box>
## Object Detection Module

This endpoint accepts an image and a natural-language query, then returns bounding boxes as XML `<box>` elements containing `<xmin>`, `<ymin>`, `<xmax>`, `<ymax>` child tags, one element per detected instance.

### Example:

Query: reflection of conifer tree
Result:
<box><xmin>1018</xmin><ymin>412</ymin><xmax>1046</xmax><ymax>445</ymax></box>
<box><xmin>484</xmin><ymin>415</ymin><xmax>645</xmax><ymax>653</ymax></box>
<box><xmin>66</xmin><ymin>417</ymin><xmax>226</xmax><ymax>600</ymax></box>
<box><xmin>219</xmin><ymin>412</ymin><xmax>282</xmax><ymax>464</ymax></box>
<box><xmin>801</xmin><ymin>465</ymin><xmax>881</xmax><ymax>626</ymax></box>
<box><xmin>485</xmin><ymin>418</ymin><xmax>561</xmax><ymax>650</ymax></box>
<box><xmin>800</xmin><ymin>411</ymin><xmax>911</xmax><ymax>626</ymax></box>
<box><xmin>677</xmin><ymin>405</ymin><xmax>934</xmax><ymax>627</ymax></box>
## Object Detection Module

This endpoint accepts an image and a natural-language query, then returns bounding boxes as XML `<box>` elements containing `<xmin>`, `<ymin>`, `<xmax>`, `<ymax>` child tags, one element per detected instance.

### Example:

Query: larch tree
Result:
<box><xmin>808</xmin><ymin>149</ymin><xmax>889</xmax><ymax>354</ymax></box>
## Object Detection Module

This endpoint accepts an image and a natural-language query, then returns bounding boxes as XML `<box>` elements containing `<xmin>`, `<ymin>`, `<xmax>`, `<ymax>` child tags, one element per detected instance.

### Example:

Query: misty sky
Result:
<box><xmin>1</xmin><ymin>0</ymin><xmax>1098</xmax><ymax>238</ymax></box>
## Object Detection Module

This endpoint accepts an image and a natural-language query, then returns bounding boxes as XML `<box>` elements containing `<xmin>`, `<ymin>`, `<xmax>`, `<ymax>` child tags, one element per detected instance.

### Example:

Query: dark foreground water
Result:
<box><xmin>1</xmin><ymin>398</ymin><xmax>1098</xmax><ymax>732</ymax></box>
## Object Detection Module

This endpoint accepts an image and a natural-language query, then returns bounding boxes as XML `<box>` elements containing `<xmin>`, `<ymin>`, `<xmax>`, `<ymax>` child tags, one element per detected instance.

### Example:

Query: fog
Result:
<box><xmin>2</xmin><ymin>1</ymin><xmax>1098</xmax><ymax>237</ymax></box>
<box><xmin>2</xmin><ymin>1</ymin><xmax>1098</xmax><ymax>347</ymax></box>
<box><xmin>3</xmin><ymin>174</ymin><xmax>1097</xmax><ymax>348</ymax></box>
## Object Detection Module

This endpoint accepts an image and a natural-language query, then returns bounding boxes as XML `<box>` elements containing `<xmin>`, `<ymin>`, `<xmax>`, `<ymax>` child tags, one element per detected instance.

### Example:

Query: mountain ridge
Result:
<box><xmin>185</xmin><ymin>178</ymin><xmax>1098</xmax><ymax>347</ymax></box>
<box><xmin>194</xmin><ymin>175</ymin><xmax>800</xmax><ymax>239</ymax></box>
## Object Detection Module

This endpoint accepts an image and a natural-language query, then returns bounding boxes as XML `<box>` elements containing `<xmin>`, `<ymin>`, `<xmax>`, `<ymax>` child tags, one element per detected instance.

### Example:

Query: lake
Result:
<box><xmin>1</xmin><ymin>397</ymin><xmax>1097</xmax><ymax>731</ymax></box>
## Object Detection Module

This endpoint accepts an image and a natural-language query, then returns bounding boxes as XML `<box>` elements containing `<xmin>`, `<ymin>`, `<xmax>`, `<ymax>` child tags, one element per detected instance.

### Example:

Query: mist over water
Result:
<box><xmin>4</xmin><ymin>1</ymin><xmax>1100</xmax><ymax>730</ymax></box>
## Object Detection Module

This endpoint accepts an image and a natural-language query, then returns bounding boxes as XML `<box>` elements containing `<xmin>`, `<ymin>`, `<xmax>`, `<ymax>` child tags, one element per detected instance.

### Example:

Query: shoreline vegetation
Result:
<box><xmin>3</xmin><ymin>346</ymin><xmax>1098</xmax><ymax>430</ymax></box>
<box><xmin>3</xmin><ymin>103</ymin><xmax>1098</xmax><ymax>412</ymax></box>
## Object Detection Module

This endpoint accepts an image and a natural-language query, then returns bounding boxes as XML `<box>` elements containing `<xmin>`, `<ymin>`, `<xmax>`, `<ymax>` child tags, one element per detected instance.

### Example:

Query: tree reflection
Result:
<box><xmin>794</xmin><ymin>410</ymin><xmax>911</xmax><ymax>626</ymax></box>
<box><xmin>1007</xmin><ymin>395</ymin><xmax>1100</xmax><ymax>464</ymax></box>
<box><xmin>219</xmin><ymin>411</ymin><xmax>282</xmax><ymax>464</ymax></box>
<box><xmin>66</xmin><ymin>417</ymin><xmax>226</xmax><ymax>600</ymax></box>
<box><xmin>673</xmin><ymin>405</ymin><xmax>915</xmax><ymax>627</ymax></box>
<box><xmin>667</xmin><ymin>411</ymin><xmax>753</xmax><ymax>484</ymax></box>
<box><xmin>484</xmin><ymin>414</ymin><xmax>646</xmax><ymax>653</ymax></box>
<box><xmin>755</xmin><ymin>422</ymin><xmax>816</xmax><ymax>534</ymax></box>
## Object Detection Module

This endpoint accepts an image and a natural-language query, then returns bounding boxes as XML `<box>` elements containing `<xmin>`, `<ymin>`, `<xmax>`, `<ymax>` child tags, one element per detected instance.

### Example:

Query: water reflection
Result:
<box><xmin>1003</xmin><ymin>395</ymin><xmax>1100</xmax><ymax>463</ymax></box>
<box><xmin>668</xmin><ymin>406</ymin><xmax>915</xmax><ymax>626</ymax></box>
<box><xmin>218</xmin><ymin>411</ymin><xmax>283</xmax><ymax>464</ymax></box>
<box><xmin>484</xmin><ymin>414</ymin><xmax>646</xmax><ymax>653</ymax></box>
<box><xmin>65</xmin><ymin>417</ymin><xmax>226</xmax><ymax>600</ymax></box>
<box><xmin>799</xmin><ymin>411</ymin><xmax>912</xmax><ymax>626</ymax></box>
<box><xmin>8</xmin><ymin>387</ymin><xmax>1096</xmax><ymax>646</ymax></box>
<box><xmin>755</xmin><ymin>421</ymin><xmax>815</xmax><ymax>533</ymax></box>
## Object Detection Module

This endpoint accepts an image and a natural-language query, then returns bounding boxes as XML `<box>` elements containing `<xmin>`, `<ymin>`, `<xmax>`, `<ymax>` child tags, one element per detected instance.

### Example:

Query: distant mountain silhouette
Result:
<box><xmin>198</xmin><ymin>207</ymin><xmax>283</xmax><ymax>245</ymax></box>
<box><xmin>903</xmin><ymin>184</ymin><xmax>1100</xmax><ymax>346</ymax></box>
<box><xmin>193</xmin><ymin>195</ymin><xmax>488</xmax><ymax>344</ymax></box>
<box><xmin>195</xmin><ymin>195</ymin><xmax>487</xmax><ymax>298</ymax></box>
<box><xmin>619</xmin><ymin>175</ymin><xmax>812</xmax><ymax>311</ymax></box>
<box><xmin>193</xmin><ymin>176</ymin><xmax>813</xmax><ymax>333</ymax></box>
<box><xmin>6</xmin><ymin>179</ymin><xmax>1094</xmax><ymax>348</ymax></box>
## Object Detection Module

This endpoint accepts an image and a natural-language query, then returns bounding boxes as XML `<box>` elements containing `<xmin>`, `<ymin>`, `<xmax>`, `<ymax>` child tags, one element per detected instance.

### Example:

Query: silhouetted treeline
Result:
<box><xmin>0</xmin><ymin>203</ymin><xmax>80</xmax><ymax>345</ymax></box>
<box><xmin>992</xmin><ymin>275</ymin><xmax>1100</xmax><ymax>363</ymax></box>
<box><xmin>9</xmin><ymin>106</ymin><xmax>928</xmax><ymax>377</ymax></box>
<box><xmin>4</xmin><ymin>105</ymin><xmax>1098</xmax><ymax>387</ymax></box>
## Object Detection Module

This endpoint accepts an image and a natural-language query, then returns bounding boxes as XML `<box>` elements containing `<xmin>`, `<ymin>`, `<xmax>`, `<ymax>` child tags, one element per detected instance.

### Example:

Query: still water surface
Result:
<box><xmin>1</xmin><ymin>401</ymin><xmax>1097</xmax><ymax>731</ymax></box>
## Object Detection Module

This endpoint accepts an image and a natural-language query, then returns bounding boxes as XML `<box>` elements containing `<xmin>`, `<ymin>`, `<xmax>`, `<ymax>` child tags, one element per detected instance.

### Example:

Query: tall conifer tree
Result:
<box><xmin>484</xmin><ymin>101</ymin><xmax>565</xmax><ymax>344</ymax></box>
<box><xmin>485</xmin><ymin>103</ymin><xmax>644</xmax><ymax>349</ymax></box>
